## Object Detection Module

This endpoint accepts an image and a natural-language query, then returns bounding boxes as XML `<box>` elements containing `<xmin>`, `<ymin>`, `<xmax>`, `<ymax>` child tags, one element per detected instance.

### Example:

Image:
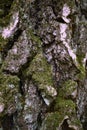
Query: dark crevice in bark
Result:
<box><xmin>56</xmin><ymin>17</ymin><xmax>68</xmax><ymax>23</ymax></box>
<box><xmin>51</xmin><ymin>0</ymin><xmax>58</xmax><ymax>17</ymax></box>
<box><xmin>42</xmin><ymin>40</ymin><xmax>55</xmax><ymax>48</ymax></box>
<box><xmin>37</xmin><ymin>112</ymin><xmax>43</xmax><ymax>130</ymax></box>
<box><xmin>0</xmin><ymin>0</ymin><xmax>14</xmax><ymax>18</ymax></box>
<box><xmin>1</xmin><ymin>114</ymin><xmax>14</xmax><ymax>130</ymax></box>
<box><xmin>83</xmin><ymin>123</ymin><xmax>87</xmax><ymax>130</ymax></box>
<box><xmin>75</xmin><ymin>0</ymin><xmax>79</xmax><ymax>7</ymax></box>
<box><xmin>2</xmin><ymin>69</ymin><xmax>17</xmax><ymax>76</ymax></box>
<box><xmin>19</xmin><ymin>74</ymin><xmax>25</xmax><ymax>96</ymax></box>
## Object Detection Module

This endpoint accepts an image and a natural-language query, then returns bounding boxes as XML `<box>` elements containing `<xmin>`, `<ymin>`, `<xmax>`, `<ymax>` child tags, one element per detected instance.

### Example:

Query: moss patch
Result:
<box><xmin>25</xmin><ymin>52</ymin><xmax>53</xmax><ymax>85</ymax></box>
<box><xmin>59</xmin><ymin>80</ymin><xmax>77</xmax><ymax>98</ymax></box>
<box><xmin>0</xmin><ymin>35</ymin><xmax>8</xmax><ymax>51</ymax></box>
<box><xmin>0</xmin><ymin>71</ymin><xmax>22</xmax><ymax>118</ymax></box>
<box><xmin>27</xmin><ymin>29</ymin><xmax>42</xmax><ymax>46</ymax></box>
<box><xmin>54</xmin><ymin>80</ymin><xmax>76</xmax><ymax>114</ymax></box>
<box><xmin>40</xmin><ymin>110</ymin><xmax>82</xmax><ymax>130</ymax></box>
<box><xmin>45</xmin><ymin>79</ymin><xmax>82</xmax><ymax>129</ymax></box>
<box><xmin>76</xmin><ymin>54</ymin><xmax>86</xmax><ymax>80</ymax></box>
<box><xmin>0</xmin><ymin>72</ymin><xmax>19</xmax><ymax>100</ymax></box>
<box><xmin>0</xmin><ymin>0</ymin><xmax>13</xmax><ymax>27</ymax></box>
<box><xmin>0</xmin><ymin>13</ymin><xmax>12</xmax><ymax>27</ymax></box>
<box><xmin>0</xmin><ymin>0</ymin><xmax>13</xmax><ymax>16</ymax></box>
<box><xmin>24</xmin><ymin>51</ymin><xmax>55</xmax><ymax>96</ymax></box>
<box><xmin>40</xmin><ymin>112</ymin><xmax>64</xmax><ymax>130</ymax></box>
<box><xmin>54</xmin><ymin>97</ymin><xmax>75</xmax><ymax>115</ymax></box>
<box><xmin>0</xmin><ymin>0</ymin><xmax>19</xmax><ymax>27</ymax></box>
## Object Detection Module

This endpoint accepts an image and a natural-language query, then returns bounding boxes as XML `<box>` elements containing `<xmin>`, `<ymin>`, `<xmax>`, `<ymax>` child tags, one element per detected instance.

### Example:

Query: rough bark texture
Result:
<box><xmin>0</xmin><ymin>0</ymin><xmax>87</xmax><ymax>130</ymax></box>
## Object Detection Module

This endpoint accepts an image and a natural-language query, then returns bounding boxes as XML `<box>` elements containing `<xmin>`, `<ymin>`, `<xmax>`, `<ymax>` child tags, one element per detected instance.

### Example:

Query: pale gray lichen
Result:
<box><xmin>2</xmin><ymin>12</ymin><xmax>19</xmax><ymax>39</ymax></box>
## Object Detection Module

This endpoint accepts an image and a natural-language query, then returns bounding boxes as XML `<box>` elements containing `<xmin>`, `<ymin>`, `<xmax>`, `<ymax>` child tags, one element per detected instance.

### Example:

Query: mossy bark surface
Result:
<box><xmin>0</xmin><ymin>0</ymin><xmax>87</xmax><ymax>130</ymax></box>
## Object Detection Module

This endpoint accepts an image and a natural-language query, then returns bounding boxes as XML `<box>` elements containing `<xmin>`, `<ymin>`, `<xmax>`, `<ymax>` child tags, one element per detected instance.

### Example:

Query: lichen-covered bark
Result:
<box><xmin>0</xmin><ymin>0</ymin><xmax>87</xmax><ymax>130</ymax></box>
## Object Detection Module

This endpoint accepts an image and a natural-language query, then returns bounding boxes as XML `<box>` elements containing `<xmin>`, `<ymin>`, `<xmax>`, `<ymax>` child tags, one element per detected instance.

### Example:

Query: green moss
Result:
<box><xmin>0</xmin><ymin>72</ymin><xmax>20</xmax><ymax>97</ymax></box>
<box><xmin>0</xmin><ymin>0</ymin><xmax>13</xmax><ymax>9</ymax></box>
<box><xmin>77</xmin><ymin>53</ymin><xmax>85</xmax><ymax>65</ymax></box>
<box><xmin>46</xmin><ymin>79</ymin><xmax>82</xmax><ymax>129</ymax></box>
<box><xmin>0</xmin><ymin>71</ymin><xmax>22</xmax><ymax>118</ymax></box>
<box><xmin>76</xmin><ymin>54</ymin><xmax>86</xmax><ymax>80</ymax></box>
<box><xmin>24</xmin><ymin>51</ymin><xmax>54</xmax><ymax>96</ymax></box>
<box><xmin>0</xmin><ymin>0</ymin><xmax>13</xmax><ymax>18</ymax></box>
<box><xmin>26</xmin><ymin>29</ymin><xmax>42</xmax><ymax>58</ymax></box>
<box><xmin>0</xmin><ymin>9</ymin><xmax>4</xmax><ymax>17</ymax></box>
<box><xmin>40</xmin><ymin>112</ymin><xmax>64</xmax><ymax>130</ymax></box>
<box><xmin>29</xmin><ymin>53</ymin><xmax>52</xmax><ymax>84</ymax></box>
<box><xmin>27</xmin><ymin>29</ymin><xmax>42</xmax><ymax>46</ymax></box>
<box><xmin>71</xmin><ymin>119</ymin><xmax>82</xmax><ymax>129</ymax></box>
<box><xmin>0</xmin><ymin>0</ymin><xmax>19</xmax><ymax>27</ymax></box>
<box><xmin>59</xmin><ymin>80</ymin><xmax>77</xmax><ymax>98</ymax></box>
<box><xmin>27</xmin><ymin>29</ymin><xmax>42</xmax><ymax>55</ymax></box>
<box><xmin>0</xmin><ymin>0</ymin><xmax>13</xmax><ymax>26</ymax></box>
<box><xmin>77</xmin><ymin>65</ymin><xmax>86</xmax><ymax>80</ymax></box>
<box><xmin>40</xmin><ymin>111</ymin><xmax>82</xmax><ymax>130</ymax></box>
<box><xmin>0</xmin><ymin>13</ymin><xmax>12</xmax><ymax>27</ymax></box>
<box><xmin>54</xmin><ymin>97</ymin><xmax>75</xmax><ymax>115</ymax></box>
<box><xmin>54</xmin><ymin>80</ymin><xmax>76</xmax><ymax>114</ymax></box>
<box><xmin>0</xmin><ymin>35</ymin><xmax>8</xmax><ymax>50</ymax></box>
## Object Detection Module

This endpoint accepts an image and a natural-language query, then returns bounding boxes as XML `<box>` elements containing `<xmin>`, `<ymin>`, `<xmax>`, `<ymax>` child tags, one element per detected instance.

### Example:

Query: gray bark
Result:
<box><xmin>0</xmin><ymin>0</ymin><xmax>87</xmax><ymax>130</ymax></box>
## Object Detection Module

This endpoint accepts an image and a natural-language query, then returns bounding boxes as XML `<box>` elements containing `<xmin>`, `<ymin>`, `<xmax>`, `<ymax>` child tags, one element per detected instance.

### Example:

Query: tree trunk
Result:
<box><xmin>0</xmin><ymin>0</ymin><xmax>87</xmax><ymax>130</ymax></box>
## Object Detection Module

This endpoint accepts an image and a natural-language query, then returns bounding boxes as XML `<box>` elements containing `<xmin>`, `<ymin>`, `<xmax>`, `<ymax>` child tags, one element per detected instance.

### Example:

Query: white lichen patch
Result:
<box><xmin>25</xmin><ymin>98</ymin><xmax>32</xmax><ymax>108</ymax></box>
<box><xmin>8</xmin><ymin>84</ymin><xmax>15</xmax><ymax>88</ymax></box>
<box><xmin>62</xmin><ymin>4</ymin><xmax>71</xmax><ymax>23</ymax></box>
<box><xmin>59</xmin><ymin>4</ymin><xmax>83</xmax><ymax>68</ymax></box>
<box><xmin>60</xmin><ymin>21</ymin><xmax>78</xmax><ymax>66</ymax></box>
<box><xmin>2</xmin><ymin>12</ymin><xmax>19</xmax><ymax>39</ymax></box>
<box><xmin>12</xmin><ymin>46</ymin><xmax>18</xmax><ymax>54</ymax></box>
<box><xmin>46</xmin><ymin>85</ymin><xmax>57</xmax><ymax>97</ymax></box>
<box><xmin>41</xmin><ymin>86</ymin><xmax>57</xmax><ymax>106</ymax></box>
<box><xmin>60</xmin><ymin>24</ymin><xmax>67</xmax><ymax>41</ymax></box>
<box><xmin>24</xmin><ymin>114</ymin><xmax>33</xmax><ymax>123</ymax></box>
<box><xmin>62</xmin><ymin>4</ymin><xmax>71</xmax><ymax>17</ymax></box>
<box><xmin>64</xmin><ymin>41</ymin><xmax>77</xmax><ymax>62</ymax></box>
<box><xmin>0</xmin><ymin>103</ymin><xmax>4</xmax><ymax>113</ymax></box>
<box><xmin>41</xmin><ymin>95</ymin><xmax>50</xmax><ymax>106</ymax></box>
<box><xmin>43</xmin><ymin>98</ymin><xmax>50</xmax><ymax>106</ymax></box>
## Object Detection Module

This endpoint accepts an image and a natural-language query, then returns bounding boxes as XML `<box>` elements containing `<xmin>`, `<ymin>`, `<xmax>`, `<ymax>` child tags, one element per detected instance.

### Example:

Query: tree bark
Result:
<box><xmin>0</xmin><ymin>0</ymin><xmax>87</xmax><ymax>130</ymax></box>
